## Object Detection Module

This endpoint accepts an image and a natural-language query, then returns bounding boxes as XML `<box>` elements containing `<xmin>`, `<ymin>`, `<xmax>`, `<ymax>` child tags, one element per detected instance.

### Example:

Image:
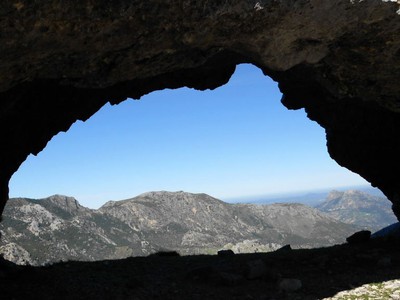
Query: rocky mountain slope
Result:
<box><xmin>315</xmin><ymin>190</ymin><xmax>397</xmax><ymax>232</ymax></box>
<box><xmin>0</xmin><ymin>191</ymin><xmax>358</xmax><ymax>265</ymax></box>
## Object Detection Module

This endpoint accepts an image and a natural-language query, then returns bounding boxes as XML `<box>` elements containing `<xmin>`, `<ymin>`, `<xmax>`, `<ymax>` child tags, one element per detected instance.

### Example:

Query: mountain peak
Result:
<box><xmin>326</xmin><ymin>190</ymin><xmax>345</xmax><ymax>201</ymax></box>
<box><xmin>135</xmin><ymin>190</ymin><xmax>220</xmax><ymax>203</ymax></box>
<box><xmin>317</xmin><ymin>189</ymin><xmax>396</xmax><ymax>231</ymax></box>
<box><xmin>44</xmin><ymin>195</ymin><xmax>81</xmax><ymax>209</ymax></box>
<box><xmin>343</xmin><ymin>190</ymin><xmax>364</xmax><ymax>196</ymax></box>
<box><xmin>40</xmin><ymin>195</ymin><xmax>90</xmax><ymax>218</ymax></box>
<box><xmin>138</xmin><ymin>190</ymin><xmax>196</xmax><ymax>198</ymax></box>
<box><xmin>100</xmin><ymin>191</ymin><xmax>220</xmax><ymax>209</ymax></box>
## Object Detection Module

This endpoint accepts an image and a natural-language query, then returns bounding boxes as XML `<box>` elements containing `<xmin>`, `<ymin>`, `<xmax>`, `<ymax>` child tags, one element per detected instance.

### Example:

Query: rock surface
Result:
<box><xmin>324</xmin><ymin>279</ymin><xmax>400</xmax><ymax>300</ymax></box>
<box><xmin>0</xmin><ymin>1</ymin><xmax>400</xmax><ymax>219</ymax></box>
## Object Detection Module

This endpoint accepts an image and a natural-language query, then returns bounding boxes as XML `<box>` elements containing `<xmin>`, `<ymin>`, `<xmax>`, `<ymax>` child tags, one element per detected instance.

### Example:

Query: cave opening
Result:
<box><xmin>8</xmin><ymin>64</ymin><xmax>368</xmax><ymax>209</ymax></box>
<box><xmin>2</xmin><ymin>63</ymin><xmax>390</xmax><ymax>266</ymax></box>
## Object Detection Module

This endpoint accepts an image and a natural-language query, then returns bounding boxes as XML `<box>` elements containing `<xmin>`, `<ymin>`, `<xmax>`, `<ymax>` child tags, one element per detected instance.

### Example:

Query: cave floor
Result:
<box><xmin>1</xmin><ymin>238</ymin><xmax>400</xmax><ymax>300</ymax></box>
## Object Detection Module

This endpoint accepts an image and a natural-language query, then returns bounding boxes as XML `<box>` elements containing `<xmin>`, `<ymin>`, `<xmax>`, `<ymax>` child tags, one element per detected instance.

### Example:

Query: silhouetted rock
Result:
<box><xmin>218</xmin><ymin>249</ymin><xmax>235</xmax><ymax>257</ymax></box>
<box><xmin>275</xmin><ymin>244</ymin><xmax>292</xmax><ymax>253</ymax></box>
<box><xmin>149</xmin><ymin>251</ymin><xmax>180</xmax><ymax>257</ymax></box>
<box><xmin>372</xmin><ymin>222</ymin><xmax>400</xmax><ymax>239</ymax></box>
<box><xmin>346</xmin><ymin>230</ymin><xmax>371</xmax><ymax>244</ymax></box>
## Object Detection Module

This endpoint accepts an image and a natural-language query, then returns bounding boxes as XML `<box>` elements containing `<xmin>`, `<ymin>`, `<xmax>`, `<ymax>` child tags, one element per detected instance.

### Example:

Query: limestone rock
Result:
<box><xmin>323</xmin><ymin>279</ymin><xmax>400</xmax><ymax>300</ymax></box>
<box><xmin>0</xmin><ymin>243</ymin><xmax>33</xmax><ymax>265</ymax></box>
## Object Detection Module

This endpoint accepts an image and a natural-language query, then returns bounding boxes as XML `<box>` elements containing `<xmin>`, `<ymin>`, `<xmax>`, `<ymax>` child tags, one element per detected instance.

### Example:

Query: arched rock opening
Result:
<box><xmin>0</xmin><ymin>0</ymin><xmax>400</xmax><ymax>218</ymax></box>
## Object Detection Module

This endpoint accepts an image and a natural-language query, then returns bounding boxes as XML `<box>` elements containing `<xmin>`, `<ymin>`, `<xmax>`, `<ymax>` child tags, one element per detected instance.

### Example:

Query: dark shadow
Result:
<box><xmin>1</xmin><ymin>237</ymin><xmax>400</xmax><ymax>299</ymax></box>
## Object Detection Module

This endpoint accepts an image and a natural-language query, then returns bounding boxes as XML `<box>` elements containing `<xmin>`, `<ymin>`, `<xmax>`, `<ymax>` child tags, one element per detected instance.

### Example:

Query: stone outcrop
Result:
<box><xmin>1</xmin><ymin>1</ymin><xmax>400</xmax><ymax>217</ymax></box>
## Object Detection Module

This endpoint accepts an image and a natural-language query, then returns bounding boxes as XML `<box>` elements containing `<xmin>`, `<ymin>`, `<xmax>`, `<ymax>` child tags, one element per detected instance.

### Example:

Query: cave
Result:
<box><xmin>1</xmin><ymin>1</ymin><xmax>400</xmax><ymax>298</ymax></box>
<box><xmin>1</xmin><ymin>1</ymin><xmax>400</xmax><ymax>218</ymax></box>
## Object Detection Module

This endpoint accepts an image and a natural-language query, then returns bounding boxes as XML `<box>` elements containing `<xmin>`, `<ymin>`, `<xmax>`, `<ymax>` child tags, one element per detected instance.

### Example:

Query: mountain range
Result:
<box><xmin>0</xmin><ymin>191</ymin><xmax>358</xmax><ymax>266</ymax></box>
<box><xmin>315</xmin><ymin>189</ymin><xmax>397</xmax><ymax>232</ymax></box>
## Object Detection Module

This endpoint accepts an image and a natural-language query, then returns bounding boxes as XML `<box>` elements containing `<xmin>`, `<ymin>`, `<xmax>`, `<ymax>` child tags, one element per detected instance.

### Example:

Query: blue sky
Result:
<box><xmin>9</xmin><ymin>64</ymin><xmax>368</xmax><ymax>208</ymax></box>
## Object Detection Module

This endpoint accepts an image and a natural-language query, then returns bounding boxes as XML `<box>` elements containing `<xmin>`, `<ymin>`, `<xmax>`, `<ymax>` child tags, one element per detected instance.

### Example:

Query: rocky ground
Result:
<box><xmin>1</xmin><ymin>236</ymin><xmax>400</xmax><ymax>300</ymax></box>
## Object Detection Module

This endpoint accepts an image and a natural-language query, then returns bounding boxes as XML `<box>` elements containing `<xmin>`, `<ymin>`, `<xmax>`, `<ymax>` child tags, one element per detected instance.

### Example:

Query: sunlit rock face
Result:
<box><xmin>0</xmin><ymin>1</ymin><xmax>399</xmax><ymax>217</ymax></box>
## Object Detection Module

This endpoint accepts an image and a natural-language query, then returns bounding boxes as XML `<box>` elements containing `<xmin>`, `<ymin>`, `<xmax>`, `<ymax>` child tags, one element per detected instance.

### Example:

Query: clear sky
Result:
<box><xmin>9</xmin><ymin>64</ymin><xmax>368</xmax><ymax>208</ymax></box>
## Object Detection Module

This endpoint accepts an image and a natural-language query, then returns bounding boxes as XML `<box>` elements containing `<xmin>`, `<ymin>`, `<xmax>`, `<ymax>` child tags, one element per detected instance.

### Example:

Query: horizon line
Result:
<box><xmin>8</xmin><ymin>183</ymin><xmax>380</xmax><ymax>208</ymax></box>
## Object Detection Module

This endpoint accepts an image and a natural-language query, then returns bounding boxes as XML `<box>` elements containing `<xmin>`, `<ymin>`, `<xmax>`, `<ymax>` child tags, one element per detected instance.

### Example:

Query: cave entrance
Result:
<box><xmin>2</xmin><ymin>63</ymin><xmax>385</xmax><ymax>265</ymax></box>
<box><xmin>9</xmin><ymin>64</ymin><xmax>367</xmax><ymax>208</ymax></box>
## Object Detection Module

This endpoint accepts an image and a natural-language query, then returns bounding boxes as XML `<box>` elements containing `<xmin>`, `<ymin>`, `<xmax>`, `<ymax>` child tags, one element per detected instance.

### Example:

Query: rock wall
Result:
<box><xmin>0</xmin><ymin>1</ymin><xmax>399</xmax><ymax>217</ymax></box>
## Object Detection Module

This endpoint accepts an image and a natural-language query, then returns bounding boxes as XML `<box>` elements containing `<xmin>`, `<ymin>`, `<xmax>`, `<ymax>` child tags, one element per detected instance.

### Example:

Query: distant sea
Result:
<box><xmin>223</xmin><ymin>185</ymin><xmax>385</xmax><ymax>207</ymax></box>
